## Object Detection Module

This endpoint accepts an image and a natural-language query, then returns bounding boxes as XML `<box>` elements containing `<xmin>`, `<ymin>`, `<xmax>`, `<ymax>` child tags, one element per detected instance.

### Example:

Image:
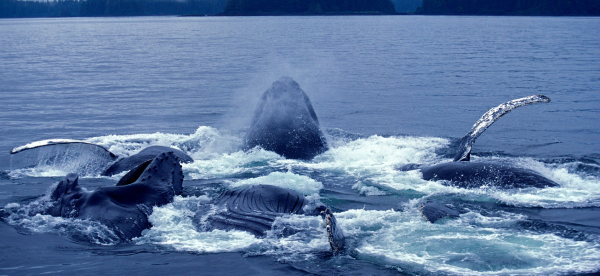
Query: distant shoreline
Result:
<box><xmin>186</xmin><ymin>13</ymin><xmax>599</xmax><ymax>17</ymax></box>
<box><xmin>3</xmin><ymin>12</ymin><xmax>600</xmax><ymax>19</ymax></box>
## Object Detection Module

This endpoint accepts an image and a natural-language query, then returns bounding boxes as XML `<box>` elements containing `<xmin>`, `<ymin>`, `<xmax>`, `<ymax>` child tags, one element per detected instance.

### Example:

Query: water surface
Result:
<box><xmin>1</xmin><ymin>15</ymin><xmax>599</xmax><ymax>275</ymax></box>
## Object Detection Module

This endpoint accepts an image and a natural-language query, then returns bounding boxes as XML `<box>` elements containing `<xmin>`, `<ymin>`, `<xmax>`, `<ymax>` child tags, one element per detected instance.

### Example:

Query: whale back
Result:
<box><xmin>421</xmin><ymin>162</ymin><xmax>559</xmax><ymax>189</ymax></box>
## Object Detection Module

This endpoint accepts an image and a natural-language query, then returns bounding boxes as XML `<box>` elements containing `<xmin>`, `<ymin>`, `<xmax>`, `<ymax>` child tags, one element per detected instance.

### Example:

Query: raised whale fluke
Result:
<box><xmin>244</xmin><ymin>77</ymin><xmax>328</xmax><ymax>160</ymax></box>
<box><xmin>10</xmin><ymin>140</ymin><xmax>192</xmax><ymax>176</ymax></box>
<box><xmin>454</xmin><ymin>95</ymin><xmax>551</xmax><ymax>162</ymax></box>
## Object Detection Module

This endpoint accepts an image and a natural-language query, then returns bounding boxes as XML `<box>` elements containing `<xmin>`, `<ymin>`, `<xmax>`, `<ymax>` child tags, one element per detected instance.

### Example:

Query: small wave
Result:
<box><xmin>184</xmin><ymin>147</ymin><xmax>284</xmax><ymax>180</ymax></box>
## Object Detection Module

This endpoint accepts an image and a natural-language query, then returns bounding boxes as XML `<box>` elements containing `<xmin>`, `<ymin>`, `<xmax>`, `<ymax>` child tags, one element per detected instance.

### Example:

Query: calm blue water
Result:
<box><xmin>1</xmin><ymin>15</ymin><xmax>599</xmax><ymax>275</ymax></box>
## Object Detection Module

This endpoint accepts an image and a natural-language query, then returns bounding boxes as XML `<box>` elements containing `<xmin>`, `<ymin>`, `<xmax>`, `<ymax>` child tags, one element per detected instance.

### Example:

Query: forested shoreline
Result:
<box><xmin>221</xmin><ymin>0</ymin><xmax>397</xmax><ymax>15</ymax></box>
<box><xmin>1</xmin><ymin>0</ymin><xmax>599</xmax><ymax>18</ymax></box>
<box><xmin>417</xmin><ymin>0</ymin><xmax>600</xmax><ymax>16</ymax></box>
<box><xmin>0</xmin><ymin>0</ymin><xmax>225</xmax><ymax>17</ymax></box>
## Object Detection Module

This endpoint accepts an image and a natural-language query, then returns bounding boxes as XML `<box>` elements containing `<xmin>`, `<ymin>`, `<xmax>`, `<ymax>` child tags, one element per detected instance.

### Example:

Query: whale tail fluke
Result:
<box><xmin>10</xmin><ymin>140</ymin><xmax>193</xmax><ymax>177</ymax></box>
<box><xmin>9</xmin><ymin>139</ymin><xmax>117</xmax><ymax>176</ymax></box>
<box><xmin>453</xmin><ymin>95</ymin><xmax>551</xmax><ymax>162</ymax></box>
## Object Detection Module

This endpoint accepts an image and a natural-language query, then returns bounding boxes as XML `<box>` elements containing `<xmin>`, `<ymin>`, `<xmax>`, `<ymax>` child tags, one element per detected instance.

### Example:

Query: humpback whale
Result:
<box><xmin>30</xmin><ymin>149</ymin><xmax>344</xmax><ymax>251</ymax></box>
<box><xmin>9</xmin><ymin>140</ymin><xmax>193</xmax><ymax>176</ymax></box>
<box><xmin>196</xmin><ymin>185</ymin><xmax>345</xmax><ymax>253</ymax></box>
<box><xmin>399</xmin><ymin>95</ymin><xmax>559</xmax><ymax>189</ymax></box>
<box><xmin>31</xmin><ymin>153</ymin><xmax>345</xmax><ymax>251</ymax></box>
<box><xmin>46</xmin><ymin>151</ymin><xmax>184</xmax><ymax>240</ymax></box>
<box><xmin>245</xmin><ymin>77</ymin><xmax>328</xmax><ymax>160</ymax></box>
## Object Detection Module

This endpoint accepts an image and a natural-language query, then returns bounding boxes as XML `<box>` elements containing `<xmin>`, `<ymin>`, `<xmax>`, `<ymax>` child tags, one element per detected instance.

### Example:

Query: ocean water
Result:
<box><xmin>1</xmin><ymin>15</ymin><xmax>599</xmax><ymax>275</ymax></box>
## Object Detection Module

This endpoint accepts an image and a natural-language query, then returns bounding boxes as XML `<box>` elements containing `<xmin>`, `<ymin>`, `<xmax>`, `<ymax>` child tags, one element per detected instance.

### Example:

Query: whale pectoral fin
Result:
<box><xmin>9</xmin><ymin>139</ymin><xmax>117</xmax><ymax>175</ymax></box>
<box><xmin>318</xmin><ymin>206</ymin><xmax>345</xmax><ymax>253</ymax></box>
<box><xmin>419</xmin><ymin>201</ymin><xmax>459</xmax><ymax>223</ymax></box>
<box><xmin>453</xmin><ymin>95</ymin><xmax>551</xmax><ymax>162</ymax></box>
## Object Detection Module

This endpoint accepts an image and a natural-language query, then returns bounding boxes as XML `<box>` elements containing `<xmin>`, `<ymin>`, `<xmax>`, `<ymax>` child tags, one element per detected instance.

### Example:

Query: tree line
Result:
<box><xmin>417</xmin><ymin>0</ymin><xmax>600</xmax><ymax>15</ymax></box>
<box><xmin>3</xmin><ymin>0</ymin><xmax>599</xmax><ymax>17</ymax></box>
<box><xmin>222</xmin><ymin>0</ymin><xmax>397</xmax><ymax>14</ymax></box>
<box><xmin>391</xmin><ymin>0</ymin><xmax>422</xmax><ymax>13</ymax></box>
<box><xmin>0</xmin><ymin>0</ymin><xmax>226</xmax><ymax>17</ymax></box>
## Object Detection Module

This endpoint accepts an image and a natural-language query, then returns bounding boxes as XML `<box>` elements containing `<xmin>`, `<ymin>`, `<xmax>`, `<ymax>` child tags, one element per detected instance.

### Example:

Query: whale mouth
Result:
<box><xmin>115</xmin><ymin>159</ymin><xmax>153</xmax><ymax>186</ymax></box>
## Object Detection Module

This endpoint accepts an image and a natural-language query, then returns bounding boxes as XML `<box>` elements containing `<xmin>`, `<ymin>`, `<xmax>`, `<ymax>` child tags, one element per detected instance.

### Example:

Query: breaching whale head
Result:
<box><xmin>244</xmin><ymin>77</ymin><xmax>328</xmax><ymax>160</ymax></box>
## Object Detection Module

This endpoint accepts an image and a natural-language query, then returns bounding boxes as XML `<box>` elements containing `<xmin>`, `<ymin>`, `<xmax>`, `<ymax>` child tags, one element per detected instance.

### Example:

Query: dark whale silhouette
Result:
<box><xmin>419</xmin><ymin>201</ymin><xmax>460</xmax><ymax>223</ymax></box>
<box><xmin>103</xmin><ymin>146</ymin><xmax>193</xmax><ymax>176</ymax></box>
<box><xmin>10</xmin><ymin>140</ymin><xmax>193</xmax><ymax>176</ymax></box>
<box><xmin>196</xmin><ymin>184</ymin><xmax>345</xmax><ymax>253</ymax></box>
<box><xmin>245</xmin><ymin>77</ymin><xmax>328</xmax><ymax>160</ymax></box>
<box><xmin>399</xmin><ymin>95</ymin><xmax>559</xmax><ymax>190</ymax></box>
<box><xmin>46</xmin><ymin>151</ymin><xmax>184</xmax><ymax>240</ymax></box>
<box><xmin>37</xmin><ymin>153</ymin><xmax>345</xmax><ymax>252</ymax></box>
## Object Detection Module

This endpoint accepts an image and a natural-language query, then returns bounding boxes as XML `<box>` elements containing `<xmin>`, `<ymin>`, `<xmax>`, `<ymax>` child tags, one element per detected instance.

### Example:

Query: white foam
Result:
<box><xmin>137</xmin><ymin>196</ymin><xmax>329</xmax><ymax>255</ymax></box>
<box><xmin>184</xmin><ymin>147</ymin><xmax>283</xmax><ymax>180</ymax></box>
<box><xmin>9</xmin><ymin>167</ymin><xmax>74</xmax><ymax>178</ymax></box>
<box><xmin>311</xmin><ymin>135</ymin><xmax>449</xmax><ymax>172</ymax></box>
<box><xmin>336</xmin><ymin>208</ymin><xmax>600</xmax><ymax>275</ymax></box>
<box><xmin>352</xmin><ymin>181</ymin><xmax>388</xmax><ymax>196</ymax></box>
<box><xmin>342</xmin><ymin>145</ymin><xmax>600</xmax><ymax>208</ymax></box>
<box><xmin>230</xmin><ymin>171</ymin><xmax>323</xmax><ymax>195</ymax></box>
<box><xmin>136</xmin><ymin>196</ymin><xmax>261</xmax><ymax>253</ymax></box>
<box><xmin>4</xmin><ymin>197</ymin><xmax>119</xmax><ymax>245</ymax></box>
<box><xmin>86</xmin><ymin>126</ymin><xmax>241</xmax><ymax>159</ymax></box>
<box><xmin>462</xmin><ymin>157</ymin><xmax>600</xmax><ymax>208</ymax></box>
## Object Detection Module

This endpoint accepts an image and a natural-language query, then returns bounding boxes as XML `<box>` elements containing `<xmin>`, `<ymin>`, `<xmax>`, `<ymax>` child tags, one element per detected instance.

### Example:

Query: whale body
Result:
<box><xmin>420</xmin><ymin>162</ymin><xmax>558</xmax><ymax>189</ymax></box>
<box><xmin>400</xmin><ymin>95</ymin><xmax>559</xmax><ymax>190</ymax></box>
<box><xmin>47</xmin><ymin>151</ymin><xmax>184</xmax><ymax>240</ymax></box>
<box><xmin>245</xmin><ymin>77</ymin><xmax>328</xmax><ymax>160</ymax></box>
<box><xmin>196</xmin><ymin>184</ymin><xmax>345</xmax><ymax>252</ymax></box>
